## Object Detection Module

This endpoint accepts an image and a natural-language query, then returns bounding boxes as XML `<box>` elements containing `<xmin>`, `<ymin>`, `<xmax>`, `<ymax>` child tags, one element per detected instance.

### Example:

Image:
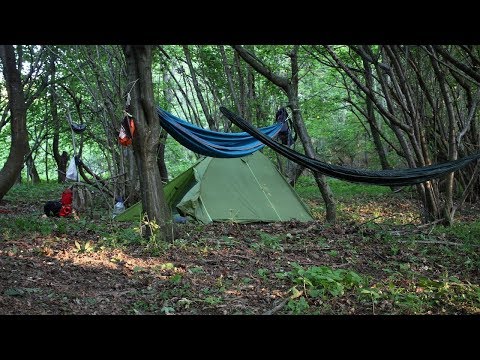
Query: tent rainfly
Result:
<box><xmin>115</xmin><ymin>151</ymin><xmax>313</xmax><ymax>224</ymax></box>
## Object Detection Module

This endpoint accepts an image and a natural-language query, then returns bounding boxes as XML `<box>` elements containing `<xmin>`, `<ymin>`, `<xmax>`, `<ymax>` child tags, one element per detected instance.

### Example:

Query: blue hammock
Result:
<box><xmin>157</xmin><ymin>107</ymin><xmax>283</xmax><ymax>158</ymax></box>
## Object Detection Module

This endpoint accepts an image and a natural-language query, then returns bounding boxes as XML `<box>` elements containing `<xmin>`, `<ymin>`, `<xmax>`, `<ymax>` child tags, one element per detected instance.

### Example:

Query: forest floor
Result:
<box><xmin>0</xmin><ymin>182</ymin><xmax>479</xmax><ymax>315</ymax></box>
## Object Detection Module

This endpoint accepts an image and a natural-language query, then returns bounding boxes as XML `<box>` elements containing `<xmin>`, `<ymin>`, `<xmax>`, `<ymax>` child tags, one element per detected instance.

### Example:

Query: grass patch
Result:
<box><xmin>3</xmin><ymin>182</ymin><xmax>66</xmax><ymax>204</ymax></box>
<box><xmin>295</xmin><ymin>176</ymin><xmax>390</xmax><ymax>201</ymax></box>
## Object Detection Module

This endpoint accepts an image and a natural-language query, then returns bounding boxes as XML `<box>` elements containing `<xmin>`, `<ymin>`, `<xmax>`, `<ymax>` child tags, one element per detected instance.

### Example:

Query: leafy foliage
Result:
<box><xmin>284</xmin><ymin>262</ymin><xmax>366</xmax><ymax>299</ymax></box>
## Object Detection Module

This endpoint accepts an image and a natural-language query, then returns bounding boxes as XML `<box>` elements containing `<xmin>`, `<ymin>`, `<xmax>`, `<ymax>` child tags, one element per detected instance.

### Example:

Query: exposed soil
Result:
<box><xmin>1</xmin><ymin>196</ymin><xmax>479</xmax><ymax>315</ymax></box>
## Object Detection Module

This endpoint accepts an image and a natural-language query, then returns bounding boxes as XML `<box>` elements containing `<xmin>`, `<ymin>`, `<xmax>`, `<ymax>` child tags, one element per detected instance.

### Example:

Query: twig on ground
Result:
<box><xmin>372</xmin><ymin>250</ymin><xmax>388</xmax><ymax>261</ymax></box>
<box><xmin>229</xmin><ymin>254</ymin><xmax>251</xmax><ymax>261</ymax></box>
<box><xmin>416</xmin><ymin>219</ymin><xmax>444</xmax><ymax>228</ymax></box>
<box><xmin>332</xmin><ymin>263</ymin><xmax>350</xmax><ymax>268</ymax></box>
<box><xmin>262</xmin><ymin>298</ymin><xmax>289</xmax><ymax>315</ymax></box>
<box><xmin>396</xmin><ymin>239</ymin><xmax>461</xmax><ymax>246</ymax></box>
<box><xmin>357</xmin><ymin>216</ymin><xmax>383</xmax><ymax>228</ymax></box>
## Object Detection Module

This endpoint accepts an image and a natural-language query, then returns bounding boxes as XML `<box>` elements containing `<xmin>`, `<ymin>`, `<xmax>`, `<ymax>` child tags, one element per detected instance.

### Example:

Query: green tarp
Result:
<box><xmin>115</xmin><ymin>151</ymin><xmax>313</xmax><ymax>224</ymax></box>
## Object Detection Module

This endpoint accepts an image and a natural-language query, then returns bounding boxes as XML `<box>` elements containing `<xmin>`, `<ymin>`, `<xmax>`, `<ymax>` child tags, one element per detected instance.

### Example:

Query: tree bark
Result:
<box><xmin>360</xmin><ymin>49</ymin><xmax>392</xmax><ymax>172</ymax></box>
<box><xmin>0</xmin><ymin>45</ymin><xmax>29</xmax><ymax>200</ymax></box>
<box><xmin>157</xmin><ymin>68</ymin><xmax>173</xmax><ymax>184</ymax></box>
<box><xmin>25</xmin><ymin>148</ymin><xmax>41</xmax><ymax>184</ymax></box>
<box><xmin>123</xmin><ymin>45</ymin><xmax>173</xmax><ymax>241</ymax></box>
<box><xmin>219</xmin><ymin>45</ymin><xmax>241</xmax><ymax>117</ymax></box>
<box><xmin>430</xmin><ymin>48</ymin><xmax>458</xmax><ymax>226</ymax></box>
<box><xmin>234</xmin><ymin>51</ymin><xmax>247</xmax><ymax>118</ymax></box>
<box><xmin>182</xmin><ymin>45</ymin><xmax>217</xmax><ymax>130</ymax></box>
<box><xmin>48</xmin><ymin>55</ymin><xmax>68</xmax><ymax>183</ymax></box>
<box><xmin>157</xmin><ymin>130</ymin><xmax>169</xmax><ymax>183</ymax></box>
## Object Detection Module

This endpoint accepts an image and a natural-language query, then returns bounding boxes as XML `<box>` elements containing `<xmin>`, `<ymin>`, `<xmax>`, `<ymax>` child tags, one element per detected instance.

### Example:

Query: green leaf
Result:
<box><xmin>161</xmin><ymin>306</ymin><xmax>175</xmax><ymax>314</ymax></box>
<box><xmin>4</xmin><ymin>288</ymin><xmax>25</xmax><ymax>297</ymax></box>
<box><xmin>275</xmin><ymin>272</ymin><xmax>289</xmax><ymax>279</ymax></box>
<box><xmin>449</xmin><ymin>276</ymin><xmax>461</xmax><ymax>283</ymax></box>
<box><xmin>360</xmin><ymin>288</ymin><xmax>381</xmax><ymax>299</ymax></box>
<box><xmin>169</xmin><ymin>274</ymin><xmax>182</xmax><ymax>284</ymax></box>
<box><xmin>308</xmin><ymin>288</ymin><xmax>324</xmax><ymax>298</ymax></box>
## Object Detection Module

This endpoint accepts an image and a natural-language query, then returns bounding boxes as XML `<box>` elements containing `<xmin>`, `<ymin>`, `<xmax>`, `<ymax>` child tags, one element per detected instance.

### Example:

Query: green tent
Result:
<box><xmin>115</xmin><ymin>151</ymin><xmax>313</xmax><ymax>223</ymax></box>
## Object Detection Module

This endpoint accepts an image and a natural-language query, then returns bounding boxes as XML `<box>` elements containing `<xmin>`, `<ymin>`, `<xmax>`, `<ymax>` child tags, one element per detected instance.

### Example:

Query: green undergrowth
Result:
<box><xmin>294</xmin><ymin>176</ymin><xmax>391</xmax><ymax>201</ymax></box>
<box><xmin>3</xmin><ymin>182</ymin><xmax>66</xmax><ymax>204</ymax></box>
<box><xmin>2</xmin><ymin>178</ymin><xmax>479</xmax><ymax>315</ymax></box>
<box><xmin>277</xmin><ymin>262</ymin><xmax>480</xmax><ymax>314</ymax></box>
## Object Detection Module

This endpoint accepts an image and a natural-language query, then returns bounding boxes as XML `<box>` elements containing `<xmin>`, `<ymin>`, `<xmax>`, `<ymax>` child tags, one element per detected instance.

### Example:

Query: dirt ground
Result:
<box><xmin>1</xmin><ymin>196</ymin><xmax>479</xmax><ymax>315</ymax></box>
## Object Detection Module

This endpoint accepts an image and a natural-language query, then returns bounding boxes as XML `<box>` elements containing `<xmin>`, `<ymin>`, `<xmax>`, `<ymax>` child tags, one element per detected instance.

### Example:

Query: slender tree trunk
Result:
<box><xmin>234</xmin><ymin>51</ymin><xmax>246</xmax><ymax>118</ymax></box>
<box><xmin>157</xmin><ymin>130</ymin><xmax>169</xmax><ymax>183</ymax></box>
<box><xmin>168</xmin><ymin>65</ymin><xmax>202</xmax><ymax>126</ymax></box>
<box><xmin>44</xmin><ymin>132</ymin><xmax>49</xmax><ymax>183</ymax></box>
<box><xmin>219</xmin><ymin>45</ymin><xmax>241</xmax><ymax>117</ymax></box>
<box><xmin>157</xmin><ymin>68</ymin><xmax>172</xmax><ymax>183</ymax></box>
<box><xmin>361</xmin><ymin>53</ymin><xmax>391</xmax><ymax>171</ymax></box>
<box><xmin>49</xmin><ymin>60</ymin><xmax>67</xmax><ymax>183</ymax></box>
<box><xmin>182</xmin><ymin>45</ymin><xmax>217</xmax><ymax>130</ymax></box>
<box><xmin>246</xmin><ymin>67</ymin><xmax>255</xmax><ymax>121</ymax></box>
<box><xmin>126</xmin><ymin>147</ymin><xmax>140</xmax><ymax>205</ymax></box>
<box><xmin>290</xmin><ymin>97</ymin><xmax>336</xmax><ymax>222</ymax></box>
<box><xmin>324</xmin><ymin>45</ymin><xmax>442</xmax><ymax>223</ymax></box>
<box><xmin>25</xmin><ymin>149</ymin><xmax>41</xmax><ymax>184</ymax></box>
<box><xmin>289</xmin><ymin>47</ymin><xmax>335</xmax><ymax>222</ymax></box>
<box><xmin>123</xmin><ymin>45</ymin><xmax>173</xmax><ymax>241</ymax></box>
<box><xmin>233</xmin><ymin>45</ymin><xmax>337</xmax><ymax>222</ymax></box>
<box><xmin>430</xmin><ymin>49</ymin><xmax>458</xmax><ymax>225</ymax></box>
<box><xmin>0</xmin><ymin>45</ymin><xmax>29</xmax><ymax>200</ymax></box>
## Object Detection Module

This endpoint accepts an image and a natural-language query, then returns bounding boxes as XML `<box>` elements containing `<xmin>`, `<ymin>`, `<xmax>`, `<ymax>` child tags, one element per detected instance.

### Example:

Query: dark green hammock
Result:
<box><xmin>220</xmin><ymin>107</ymin><xmax>480</xmax><ymax>186</ymax></box>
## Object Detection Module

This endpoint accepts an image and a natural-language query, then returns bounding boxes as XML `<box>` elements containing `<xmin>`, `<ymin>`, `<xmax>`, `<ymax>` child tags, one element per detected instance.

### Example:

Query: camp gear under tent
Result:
<box><xmin>115</xmin><ymin>151</ymin><xmax>313</xmax><ymax>224</ymax></box>
<box><xmin>156</xmin><ymin>106</ymin><xmax>283</xmax><ymax>158</ymax></box>
<box><xmin>220</xmin><ymin>107</ymin><xmax>480</xmax><ymax>187</ymax></box>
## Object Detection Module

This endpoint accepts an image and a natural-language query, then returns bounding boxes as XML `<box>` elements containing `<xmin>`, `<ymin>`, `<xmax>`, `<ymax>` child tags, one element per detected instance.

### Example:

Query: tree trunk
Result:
<box><xmin>125</xmin><ymin>147</ymin><xmax>140</xmax><ymax>205</ymax></box>
<box><xmin>52</xmin><ymin>117</ymin><xmax>67</xmax><ymax>184</ymax></box>
<box><xmin>289</xmin><ymin>47</ymin><xmax>335</xmax><ymax>222</ymax></box>
<box><xmin>157</xmin><ymin>68</ymin><xmax>172</xmax><ymax>184</ymax></box>
<box><xmin>246</xmin><ymin>66</ymin><xmax>255</xmax><ymax>121</ymax></box>
<box><xmin>0</xmin><ymin>45</ymin><xmax>29</xmax><ymax>200</ymax></box>
<box><xmin>26</xmin><ymin>150</ymin><xmax>41</xmax><ymax>184</ymax></box>
<box><xmin>157</xmin><ymin>130</ymin><xmax>169</xmax><ymax>183</ymax></box>
<box><xmin>0</xmin><ymin>45</ymin><xmax>28</xmax><ymax>200</ymax></box>
<box><xmin>182</xmin><ymin>45</ymin><xmax>217</xmax><ymax>130</ymax></box>
<box><xmin>233</xmin><ymin>45</ymin><xmax>337</xmax><ymax>222</ymax></box>
<box><xmin>361</xmin><ymin>53</ymin><xmax>392</xmax><ymax>171</ymax></box>
<box><xmin>49</xmin><ymin>58</ymin><xmax>68</xmax><ymax>183</ymax></box>
<box><xmin>234</xmin><ymin>51</ymin><xmax>247</xmax><ymax>118</ymax></box>
<box><xmin>430</xmin><ymin>48</ymin><xmax>458</xmax><ymax>226</ymax></box>
<box><xmin>44</xmin><ymin>133</ymin><xmax>49</xmax><ymax>182</ymax></box>
<box><xmin>219</xmin><ymin>45</ymin><xmax>241</xmax><ymax>117</ymax></box>
<box><xmin>290</xmin><ymin>97</ymin><xmax>337</xmax><ymax>222</ymax></box>
<box><xmin>123</xmin><ymin>45</ymin><xmax>173</xmax><ymax>241</ymax></box>
<box><xmin>323</xmin><ymin>45</ymin><xmax>442</xmax><ymax>223</ymax></box>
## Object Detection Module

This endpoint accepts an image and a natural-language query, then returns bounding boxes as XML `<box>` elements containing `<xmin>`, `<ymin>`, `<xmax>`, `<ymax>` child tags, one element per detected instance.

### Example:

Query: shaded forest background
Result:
<box><xmin>1</xmin><ymin>45</ymin><xmax>480</xmax><ymax>226</ymax></box>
